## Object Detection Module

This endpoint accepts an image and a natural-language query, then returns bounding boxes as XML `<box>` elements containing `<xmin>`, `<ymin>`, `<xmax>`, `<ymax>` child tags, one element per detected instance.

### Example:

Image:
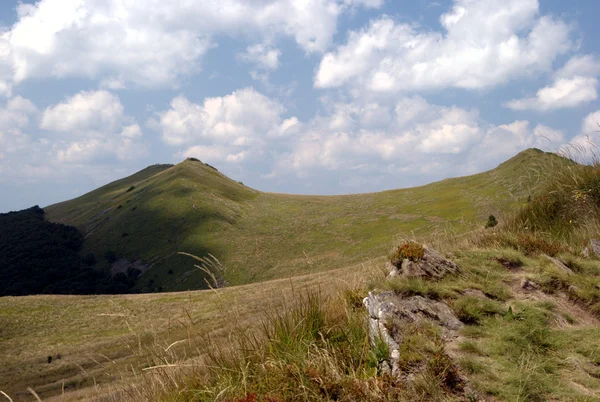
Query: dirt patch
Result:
<box><xmin>509</xmin><ymin>274</ymin><xmax>600</xmax><ymax>328</ymax></box>
<box><xmin>496</xmin><ymin>257</ymin><xmax>522</xmax><ymax>271</ymax></box>
<box><xmin>110</xmin><ymin>259</ymin><xmax>149</xmax><ymax>276</ymax></box>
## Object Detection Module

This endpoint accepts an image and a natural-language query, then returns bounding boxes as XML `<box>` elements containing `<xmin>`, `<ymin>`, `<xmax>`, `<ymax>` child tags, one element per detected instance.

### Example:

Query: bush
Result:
<box><xmin>126</xmin><ymin>185</ymin><xmax>135</xmax><ymax>192</ymax></box>
<box><xmin>485</xmin><ymin>215</ymin><xmax>498</xmax><ymax>228</ymax></box>
<box><xmin>517</xmin><ymin>234</ymin><xmax>563</xmax><ymax>256</ymax></box>
<box><xmin>390</xmin><ymin>242</ymin><xmax>425</xmax><ymax>267</ymax></box>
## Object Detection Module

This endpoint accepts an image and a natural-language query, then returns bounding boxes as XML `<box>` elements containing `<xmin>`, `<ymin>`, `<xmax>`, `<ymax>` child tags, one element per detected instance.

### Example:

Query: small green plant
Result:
<box><xmin>452</xmin><ymin>296</ymin><xmax>504</xmax><ymax>325</ymax></box>
<box><xmin>390</xmin><ymin>242</ymin><xmax>425</xmax><ymax>267</ymax></box>
<box><xmin>485</xmin><ymin>215</ymin><xmax>498</xmax><ymax>228</ymax></box>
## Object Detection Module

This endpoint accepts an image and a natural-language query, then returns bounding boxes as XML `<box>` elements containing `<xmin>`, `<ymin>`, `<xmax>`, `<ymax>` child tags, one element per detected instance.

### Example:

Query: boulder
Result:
<box><xmin>387</xmin><ymin>245</ymin><xmax>460</xmax><ymax>279</ymax></box>
<box><xmin>363</xmin><ymin>292</ymin><xmax>463</xmax><ymax>377</ymax></box>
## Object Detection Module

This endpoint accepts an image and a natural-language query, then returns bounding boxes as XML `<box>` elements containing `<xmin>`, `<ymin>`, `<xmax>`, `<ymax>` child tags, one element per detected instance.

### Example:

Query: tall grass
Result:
<box><xmin>511</xmin><ymin>144</ymin><xmax>600</xmax><ymax>242</ymax></box>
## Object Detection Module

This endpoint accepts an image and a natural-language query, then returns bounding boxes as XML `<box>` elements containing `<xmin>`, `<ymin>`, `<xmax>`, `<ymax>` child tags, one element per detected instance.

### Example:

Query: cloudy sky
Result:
<box><xmin>1</xmin><ymin>0</ymin><xmax>599</xmax><ymax>212</ymax></box>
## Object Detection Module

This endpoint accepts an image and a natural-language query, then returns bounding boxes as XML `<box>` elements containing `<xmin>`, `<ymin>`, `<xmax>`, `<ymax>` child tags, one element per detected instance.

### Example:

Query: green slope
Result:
<box><xmin>45</xmin><ymin>149</ymin><xmax>566</xmax><ymax>292</ymax></box>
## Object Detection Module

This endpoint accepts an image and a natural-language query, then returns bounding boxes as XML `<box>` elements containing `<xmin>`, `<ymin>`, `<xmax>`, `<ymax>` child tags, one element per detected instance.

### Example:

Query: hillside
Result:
<box><xmin>3</xmin><ymin>148</ymin><xmax>600</xmax><ymax>401</ymax></box>
<box><xmin>45</xmin><ymin>149</ymin><xmax>566</xmax><ymax>292</ymax></box>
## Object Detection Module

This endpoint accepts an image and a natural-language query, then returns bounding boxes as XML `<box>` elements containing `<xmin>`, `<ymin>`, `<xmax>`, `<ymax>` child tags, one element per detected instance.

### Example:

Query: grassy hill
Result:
<box><xmin>3</xmin><ymin>148</ymin><xmax>600</xmax><ymax>401</ymax></box>
<box><xmin>45</xmin><ymin>149</ymin><xmax>566</xmax><ymax>292</ymax></box>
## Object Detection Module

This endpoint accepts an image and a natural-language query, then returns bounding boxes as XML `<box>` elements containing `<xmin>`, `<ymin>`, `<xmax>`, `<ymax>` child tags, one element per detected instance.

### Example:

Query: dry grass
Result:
<box><xmin>0</xmin><ymin>260</ymin><xmax>384</xmax><ymax>401</ymax></box>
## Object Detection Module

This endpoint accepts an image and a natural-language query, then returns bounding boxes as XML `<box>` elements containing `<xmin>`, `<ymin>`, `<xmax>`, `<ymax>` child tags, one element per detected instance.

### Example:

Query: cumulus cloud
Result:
<box><xmin>315</xmin><ymin>0</ymin><xmax>573</xmax><ymax>92</ymax></box>
<box><xmin>506</xmin><ymin>55</ymin><xmax>600</xmax><ymax>111</ymax></box>
<box><xmin>40</xmin><ymin>90</ymin><xmax>145</xmax><ymax>164</ymax></box>
<box><xmin>0</xmin><ymin>0</ymin><xmax>382</xmax><ymax>92</ymax></box>
<box><xmin>0</xmin><ymin>90</ymin><xmax>147</xmax><ymax>194</ymax></box>
<box><xmin>41</xmin><ymin>91</ymin><xmax>124</xmax><ymax>132</ymax></box>
<box><xmin>154</xmin><ymin>87</ymin><xmax>293</xmax><ymax>165</ymax></box>
<box><xmin>154</xmin><ymin>87</ymin><xmax>569</xmax><ymax>192</ymax></box>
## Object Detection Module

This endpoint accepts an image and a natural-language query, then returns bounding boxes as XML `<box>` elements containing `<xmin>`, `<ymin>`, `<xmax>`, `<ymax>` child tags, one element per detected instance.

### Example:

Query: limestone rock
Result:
<box><xmin>363</xmin><ymin>292</ymin><xmax>463</xmax><ymax>377</ymax></box>
<box><xmin>387</xmin><ymin>245</ymin><xmax>460</xmax><ymax>279</ymax></box>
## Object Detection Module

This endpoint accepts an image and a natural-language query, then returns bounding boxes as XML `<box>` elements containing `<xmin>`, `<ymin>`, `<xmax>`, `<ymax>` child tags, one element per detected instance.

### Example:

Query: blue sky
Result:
<box><xmin>0</xmin><ymin>0</ymin><xmax>599</xmax><ymax>212</ymax></box>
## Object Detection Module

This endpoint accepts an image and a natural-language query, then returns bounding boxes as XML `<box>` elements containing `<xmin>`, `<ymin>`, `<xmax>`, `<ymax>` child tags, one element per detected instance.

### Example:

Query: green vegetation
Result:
<box><xmin>485</xmin><ymin>214</ymin><xmax>498</xmax><ymax>228</ymax></box>
<box><xmin>3</xmin><ymin>148</ymin><xmax>600</xmax><ymax>401</ymax></box>
<box><xmin>0</xmin><ymin>206</ymin><xmax>132</xmax><ymax>295</ymax></box>
<box><xmin>44</xmin><ymin>149</ymin><xmax>567</xmax><ymax>292</ymax></box>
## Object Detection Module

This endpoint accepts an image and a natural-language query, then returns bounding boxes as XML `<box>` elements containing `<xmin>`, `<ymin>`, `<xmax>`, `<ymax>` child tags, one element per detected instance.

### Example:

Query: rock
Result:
<box><xmin>363</xmin><ymin>292</ymin><xmax>463</xmax><ymax>377</ymax></box>
<box><xmin>462</xmin><ymin>289</ymin><xmax>488</xmax><ymax>299</ymax></box>
<box><xmin>521</xmin><ymin>278</ymin><xmax>540</xmax><ymax>290</ymax></box>
<box><xmin>387</xmin><ymin>245</ymin><xmax>460</xmax><ymax>279</ymax></box>
<box><xmin>583</xmin><ymin>239</ymin><xmax>600</xmax><ymax>258</ymax></box>
<box><xmin>541</xmin><ymin>254</ymin><xmax>573</xmax><ymax>274</ymax></box>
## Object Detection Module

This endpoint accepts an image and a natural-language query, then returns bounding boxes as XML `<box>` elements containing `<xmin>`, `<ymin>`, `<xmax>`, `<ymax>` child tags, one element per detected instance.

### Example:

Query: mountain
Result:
<box><xmin>44</xmin><ymin>149</ymin><xmax>565</xmax><ymax>292</ymax></box>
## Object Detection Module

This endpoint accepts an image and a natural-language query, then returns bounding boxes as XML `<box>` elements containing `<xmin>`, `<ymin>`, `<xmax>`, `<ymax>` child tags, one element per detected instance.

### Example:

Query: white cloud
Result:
<box><xmin>41</xmin><ymin>90</ymin><xmax>124</xmax><ymax>132</ymax></box>
<box><xmin>561</xmin><ymin>110</ymin><xmax>600</xmax><ymax>160</ymax></box>
<box><xmin>506</xmin><ymin>55</ymin><xmax>600</xmax><ymax>111</ymax></box>
<box><xmin>239</xmin><ymin>43</ymin><xmax>281</xmax><ymax>70</ymax></box>
<box><xmin>0</xmin><ymin>0</ymin><xmax>382</xmax><ymax>91</ymax></box>
<box><xmin>274</xmin><ymin>97</ymin><xmax>483</xmax><ymax>177</ymax></box>
<box><xmin>315</xmin><ymin>0</ymin><xmax>573</xmax><ymax>92</ymax></box>
<box><xmin>40</xmin><ymin>90</ymin><xmax>145</xmax><ymax>163</ymax></box>
<box><xmin>155</xmin><ymin>87</ymin><xmax>294</xmax><ymax>165</ymax></box>
<box><xmin>0</xmin><ymin>96</ymin><xmax>37</xmax><ymax>130</ymax></box>
<box><xmin>0</xmin><ymin>96</ymin><xmax>37</xmax><ymax>164</ymax></box>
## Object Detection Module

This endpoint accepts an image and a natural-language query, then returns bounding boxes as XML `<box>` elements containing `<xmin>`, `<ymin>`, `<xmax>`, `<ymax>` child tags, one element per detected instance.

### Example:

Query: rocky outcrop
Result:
<box><xmin>582</xmin><ymin>239</ymin><xmax>600</xmax><ymax>258</ymax></box>
<box><xmin>387</xmin><ymin>245</ymin><xmax>460</xmax><ymax>279</ymax></box>
<box><xmin>363</xmin><ymin>292</ymin><xmax>463</xmax><ymax>376</ymax></box>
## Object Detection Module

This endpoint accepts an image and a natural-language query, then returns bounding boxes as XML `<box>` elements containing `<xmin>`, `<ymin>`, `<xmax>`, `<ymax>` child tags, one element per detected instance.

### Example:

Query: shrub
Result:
<box><xmin>126</xmin><ymin>185</ymin><xmax>135</xmax><ymax>192</ymax></box>
<box><xmin>390</xmin><ymin>242</ymin><xmax>425</xmax><ymax>267</ymax></box>
<box><xmin>517</xmin><ymin>234</ymin><xmax>563</xmax><ymax>256</ymax></box>
<box><xmin>485</xmin><ymin>215</ymin><xmax>498</xmax><ymax>228</ymax></box>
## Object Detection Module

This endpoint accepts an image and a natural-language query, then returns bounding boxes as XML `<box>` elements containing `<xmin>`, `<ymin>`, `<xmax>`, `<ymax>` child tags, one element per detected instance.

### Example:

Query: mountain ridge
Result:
<box><xmin>44</xmin><ymin>148</ymin><xmax>568</xmax><ymax>292</ymax></box>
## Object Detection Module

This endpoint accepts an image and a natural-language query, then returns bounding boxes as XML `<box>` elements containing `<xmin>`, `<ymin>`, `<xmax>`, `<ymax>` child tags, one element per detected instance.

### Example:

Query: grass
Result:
<box><xmin>4</xmin><ymin>147</ymin><xmax>600</xmax><ymax>400</ymax></box>
<box><xmin>0</xmin><ymin>260</ymin><xmax>384</xmax><ymax>401</ymax></box>
<box><xmin>43</xmin><ymin>149</ymin><xmax>566</xmax><ymax>292</ymax></box>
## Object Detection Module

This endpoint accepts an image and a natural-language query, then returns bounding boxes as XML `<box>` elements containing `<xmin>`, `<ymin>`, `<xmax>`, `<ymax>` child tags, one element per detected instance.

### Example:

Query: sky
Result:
<box><xmin>0</xmin><ymin>0</ymin><xmax>599</xmax><ymax>212</ymax></box>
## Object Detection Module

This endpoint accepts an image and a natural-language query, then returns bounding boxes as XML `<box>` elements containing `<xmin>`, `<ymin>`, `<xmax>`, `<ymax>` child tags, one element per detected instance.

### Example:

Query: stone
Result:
<box><xmin>583</xmin><ymin>239</ymin><xmax>600</xmax><ymax>258</ymax></box>
<box><xmin>363</xmin><ymin>292</ymin><xmax>463</xmax><ymax>377</ymax></box>
<box><xmin>387</xmin><ymin>245</ymin><xmax>460</xmax><ymax>279</ymax></box>
<box><xmin>462</xmin><ymin>289</ymin><xmax>488</xmax><ymax>299</ymax></box>
<box><xmin>521</xmin><ymin>278</ymin><xmax>540</xmax><ymax>290</ymax></box>
<box><xmin>541</xmin><ymin>254</ymin><xmax>573</xmax><ymax>274</ymax></box>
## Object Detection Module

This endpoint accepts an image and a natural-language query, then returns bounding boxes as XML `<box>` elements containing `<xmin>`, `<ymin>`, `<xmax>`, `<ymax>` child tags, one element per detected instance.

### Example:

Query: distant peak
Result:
<box><xmin>182</xmin><ymin>157</ymin><xmax>220</xmax><ymax>172</ymax></box>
